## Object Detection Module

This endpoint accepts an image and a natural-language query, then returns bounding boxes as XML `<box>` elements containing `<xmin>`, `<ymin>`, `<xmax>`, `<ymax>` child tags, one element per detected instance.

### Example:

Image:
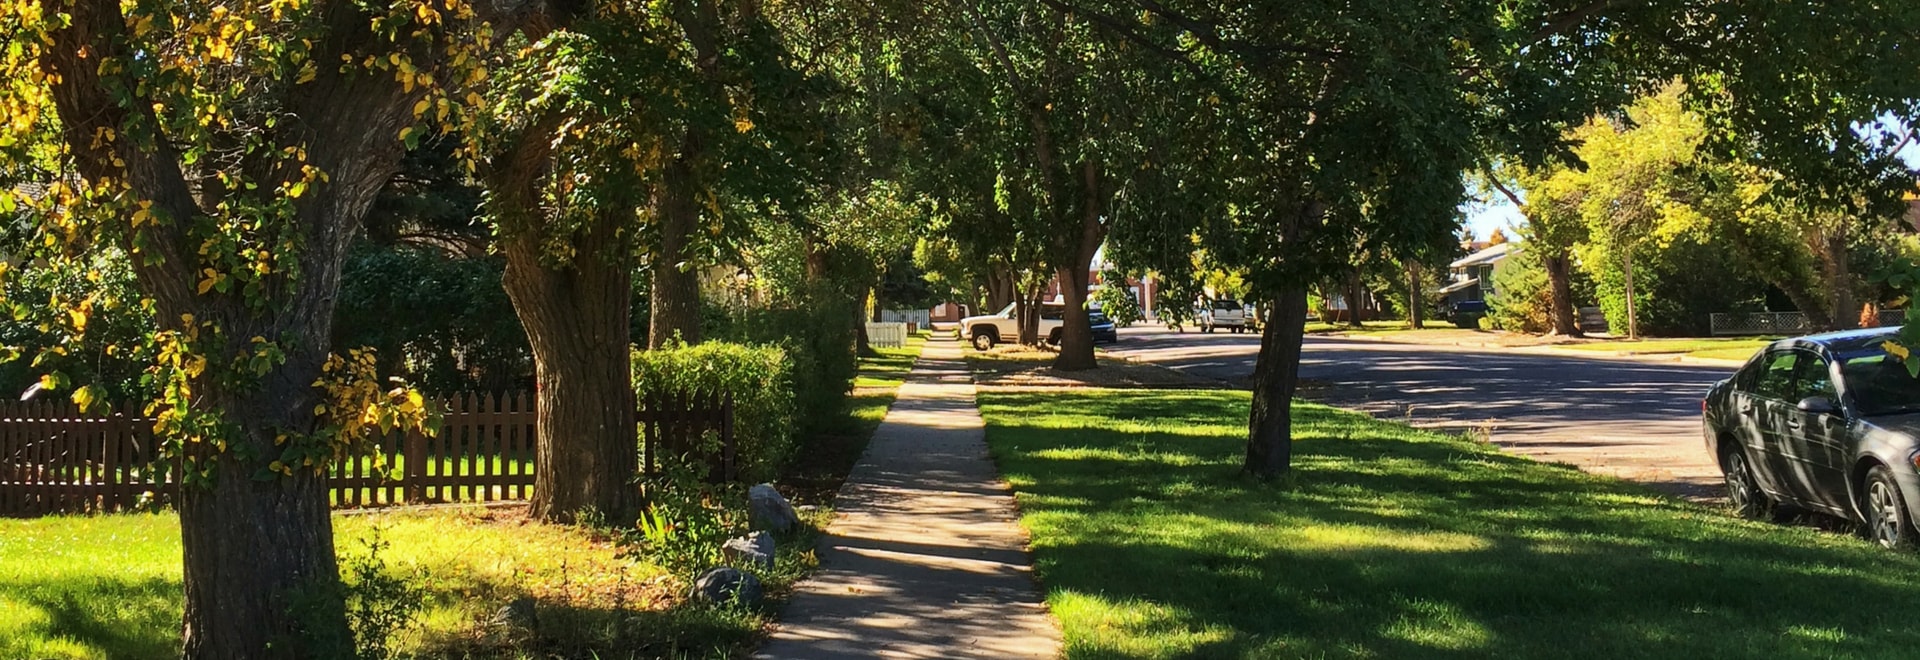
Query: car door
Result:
<box><xmin>1779</xmin><ymin>353</ymin><xmax>1851</xmax><ymax>512</ymax></box>
<box><xmin>1738</xmin><ymin>350</ymin><xmax>1805</xmax><ymax>501</ymax></box>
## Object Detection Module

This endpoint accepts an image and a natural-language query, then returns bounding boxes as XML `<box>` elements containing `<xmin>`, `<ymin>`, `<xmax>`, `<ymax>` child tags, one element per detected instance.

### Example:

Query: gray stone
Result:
<box><xmin>491</xmin><ymin>595</ymin><xmax>538</xmax><ymax>633</ymax></box>
<box><xmin>692</xmin><ymin>567</ymin><xmax>763</xmax><ymax>606</ymax></box>
<box><xmin>748</xmin><ymin>483</ymin><xmax>801</xmax><ymax>533</ymax></box>
<box><xmin>722</xmin><ymin>531</ymin><xmax>775</xmax><ymax>569</ymax></box>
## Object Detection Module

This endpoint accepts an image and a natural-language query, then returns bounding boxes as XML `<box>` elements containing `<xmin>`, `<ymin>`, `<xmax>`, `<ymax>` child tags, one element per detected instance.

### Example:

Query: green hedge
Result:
<box><xmin>632</xmin><ymin>341</ymin><xmax>796</xmax><ymax>483</ymax></box>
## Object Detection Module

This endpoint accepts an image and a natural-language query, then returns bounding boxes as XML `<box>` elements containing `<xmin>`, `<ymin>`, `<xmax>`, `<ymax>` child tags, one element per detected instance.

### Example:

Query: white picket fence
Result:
<box><xmin>865</xmin><ymin>322</ymin><xmax>909</xmax><ymax>348</ymax></box>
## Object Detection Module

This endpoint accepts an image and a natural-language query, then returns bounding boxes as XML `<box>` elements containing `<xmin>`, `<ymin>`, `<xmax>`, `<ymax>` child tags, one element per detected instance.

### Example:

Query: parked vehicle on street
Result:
<box><xmin>960</xmin><ymin>302</ymin><xmax>1064</xmax><ymax>350</ymax></box>
<box><xmin>1703</xmin><ymin>328</ymin><xmax>1920</xmax><ymax>548</ymax></box>
<box><xmin>1088</xmin><ymin>311</ymin><xmax>1119</xmax><ymax>344</ymax></box>
<box><xmin>1197</xmin><ymin>299</ymin><xmax>1248</xmax><ymax>333</ymax></box>
<box><xmin>1443</xmin><ymin>300</ymin><xmax>1487</xmax><ymax>328</ymax></box>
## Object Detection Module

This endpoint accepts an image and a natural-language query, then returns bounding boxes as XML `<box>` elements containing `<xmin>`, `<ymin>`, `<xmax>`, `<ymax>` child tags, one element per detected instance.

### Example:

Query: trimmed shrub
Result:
<box><xmin>633</xmin><ymin>341</ymin><xmax>797</xmax><ymax>483</ymax></box>
<box><xmin>702</xmin><ymin>282</ymin><xmax>858</xmax><ymax>434</ymax></box>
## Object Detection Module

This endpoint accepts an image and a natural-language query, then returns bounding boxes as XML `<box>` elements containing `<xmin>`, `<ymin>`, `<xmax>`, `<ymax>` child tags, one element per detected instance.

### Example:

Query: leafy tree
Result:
<box><xmin>0</xmin><ymin>0</ymin><xmax>497</xmax><ymax>653</ymax></box>
<box><xmin>1092</xmin><ymin>269</ymin><xmax>1141</xmax><ymax>326</ymax></box>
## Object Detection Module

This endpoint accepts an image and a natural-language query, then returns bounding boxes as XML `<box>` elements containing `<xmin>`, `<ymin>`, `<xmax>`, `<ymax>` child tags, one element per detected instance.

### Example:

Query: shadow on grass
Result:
<box><xmin>3</xmin><ymin>575</ymin><xmax>181</xmax><ymax>659</ymax></box>
<box><xmin>981</xmin><ymin>389</ymin><xmax>1920</xmax><ymax>659</ymax></box>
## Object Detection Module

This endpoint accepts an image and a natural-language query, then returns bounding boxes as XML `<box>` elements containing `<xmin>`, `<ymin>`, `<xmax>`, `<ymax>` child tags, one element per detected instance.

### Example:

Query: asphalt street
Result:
<box><xmin>1106</xmin><ymin>327</ymin><xmax>1741</xmax><ymax>500</ymax></box>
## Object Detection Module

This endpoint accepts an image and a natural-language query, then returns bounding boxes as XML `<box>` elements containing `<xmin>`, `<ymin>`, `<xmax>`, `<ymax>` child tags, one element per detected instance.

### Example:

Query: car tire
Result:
<box><xmin>1724</xmin><ymin>449</ymin><xmax>1772</xmax><ymax>521</ymax></box>
<box><xmin>971</xmin><ymin>332</ymin><xmax>997</xmax><ymax>351</ymax></box>
<box><xmin>1046</xmin><ymin>330</ymin><xmax>1062</xmax><ymax>346</ymax></box>
<box><xmin>1862</xmin><ymin>465</ymin><xmax>1916</xmax><ymax>549</ymax></box>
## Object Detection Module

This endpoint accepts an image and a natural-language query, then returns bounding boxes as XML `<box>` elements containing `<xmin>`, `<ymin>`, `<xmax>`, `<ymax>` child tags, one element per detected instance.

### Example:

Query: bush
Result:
<box><xmin>1488</xmin><ymin>247</ymin><xmax>1553</xmax><ymax>333</ymax></box>
<box><xmin>632</xmin><ymin>341</ymin><xmax>797</xmax><ymax>483</ymax></box>
<box><xmin>702</xmin><ymin>282</ymin><xmax>858</xmax><ymax>434</ymax></box>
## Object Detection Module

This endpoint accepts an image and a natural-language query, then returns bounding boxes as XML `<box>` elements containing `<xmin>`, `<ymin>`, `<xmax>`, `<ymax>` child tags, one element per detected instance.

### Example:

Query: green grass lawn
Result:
<box><xmin>1560</xmin><ymin>337</ymin><xmax>1772</xmax><ymax>360</ymax></box>
<box><xmin>979</xmin><ymin>388</ymin><xmax>1920</xmax><ymax>659</ymax></box>
<box><xmin>0</xmin><ymin>507</ymin><xmax>787</xmax><ymax>660</ymax></box>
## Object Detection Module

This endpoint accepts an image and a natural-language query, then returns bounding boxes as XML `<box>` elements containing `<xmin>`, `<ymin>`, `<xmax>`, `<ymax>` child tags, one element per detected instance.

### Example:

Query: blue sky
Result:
<box><xmin>1461</xmin><ymin>139</ymin><xmax>1920</xmax><ymax>241</ymax></box>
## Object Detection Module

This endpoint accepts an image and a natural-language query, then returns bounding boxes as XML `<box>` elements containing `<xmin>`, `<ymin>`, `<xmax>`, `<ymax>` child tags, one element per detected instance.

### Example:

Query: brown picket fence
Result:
<box><xmin>0</xmin><ymin>390</ymin><xmax>734</xmax><ymax>517</ymax></box>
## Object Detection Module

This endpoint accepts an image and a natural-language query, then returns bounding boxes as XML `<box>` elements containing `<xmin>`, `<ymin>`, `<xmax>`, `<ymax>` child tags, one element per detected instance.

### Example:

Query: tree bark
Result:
<box><xmin>986</xmin><ymin>265</ymin><xmax>1016</xmax><ymax>313</ymax></box>
<box><xmin>649</xmin><ymin>156</ymin><xmax>703</xmax><ymax>348</ymax></box>
<box><xmin>1246</xmin><ymin>286</ymin><xmax>1310</xmax><ymax>479</ymax></box>
<box><xmin>1820</xmin><ymin>227</ymin><xmax>1856</xmax><ymax>331</ymax></box>
<box><xmin>503</xmin><ymin>218</ymin><xmax>640</xmax><ymax>525</ymax></box>
<box><xmin>1345</xmin><ymin>267</ymin><xmax>1366</xmax><ymax>328</ymax></box>
<box><xmin>855</xmin><ymin>287</ymin><xmax>875</xmax><ymax>356</ymax></box>
<box><xmin>1544</xmin><ymin>250</ymin><xmax>1583</xmax><ymax>337</ymax></box>
<box><xmin>177</xmin><ymin>334</ymin><xmax>353</xmax><ymax>658</ymax></box>
<box><xmin>1053</xmin><ymin>264</ymin><xmax>1097</xmax><ymax>370</ymax></box>
<box><xmin>1406</xmin><ymin>262</ymin><xmax>1425</xmax><ymax>329</ymax></box>
<box><xmin>1016</xmin><ymin>284</ymin><xmax>1044</xmax><ymax>345</ymax></box>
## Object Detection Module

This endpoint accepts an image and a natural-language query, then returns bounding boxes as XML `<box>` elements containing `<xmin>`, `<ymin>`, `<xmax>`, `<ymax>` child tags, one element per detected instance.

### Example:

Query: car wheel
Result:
<box><xmin>971</xmin><ymin>332</ymin><xmax>997</xmax><ymax>351</ymax></box>
<box><xmin>1046</xmin><ymin>330</ymin><xmax>1062</xmax><ymax>346</ymax></box>
<box><xmin>1862</xmin><ymin>465</ymin><xmax>1915</xmax><ymax>549</ymax></box>
<box><xmin>1724</xmin><ymin>449</ymin><xmax>1771</xmax><ymax>520</ymax></box>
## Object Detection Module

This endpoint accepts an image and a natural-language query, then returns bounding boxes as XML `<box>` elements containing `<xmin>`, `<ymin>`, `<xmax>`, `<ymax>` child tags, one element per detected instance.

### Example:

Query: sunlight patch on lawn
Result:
<box><xmin>1050</xmin><ymin>589</ymin><xmax>1235</xmax><ymax>659</ymax></box>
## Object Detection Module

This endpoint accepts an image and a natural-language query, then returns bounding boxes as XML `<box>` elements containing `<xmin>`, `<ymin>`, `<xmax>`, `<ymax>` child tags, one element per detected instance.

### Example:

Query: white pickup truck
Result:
<box><xmin>1197</xmin><ymin>298</ymin><xmax>1248</xmax><ymax>333</ymax></box>
<box><xmin>960</xmin><ymin>303</ymin><xmax>1064</xmax><ymax>350</ymax></box>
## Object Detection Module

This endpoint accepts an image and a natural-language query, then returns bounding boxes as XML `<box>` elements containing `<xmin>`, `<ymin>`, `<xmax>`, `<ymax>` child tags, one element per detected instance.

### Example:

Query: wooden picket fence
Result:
<box><xmin>0</xmin><ymin>390</ymin><xmax>735</xmax><ymax>516</ymax></box>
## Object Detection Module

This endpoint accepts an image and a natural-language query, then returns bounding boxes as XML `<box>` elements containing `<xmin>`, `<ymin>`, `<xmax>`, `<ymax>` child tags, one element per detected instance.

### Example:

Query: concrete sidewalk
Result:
<box><xmin>756</xmin><ymin>339</ymin><xmax>1061</xmax><ymax>660</ymax></box>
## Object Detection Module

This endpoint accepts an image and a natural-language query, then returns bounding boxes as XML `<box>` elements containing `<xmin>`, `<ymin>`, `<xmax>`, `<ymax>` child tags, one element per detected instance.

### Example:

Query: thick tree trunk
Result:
<box><xmin>1406</xmin><ymin>262</ymin><xmax>1425</xmax><ymax>329</ymax></box>
<box><xmin>1246</xmin><ymin>286</ymin><xmax>1310</xmax><ymax>479</ymax></box>
<box><xmin>1053</xmin><ymin>265</ymin><xmax>1097</xmax><ymax>370</ymax></box>
<box><xmin>855</xmin><ymin>287</ymin><xmax>875</xmax><ymax>356</ymax></box>
<box><xmin>649</xmin><ymin>157</ymin><xmax>703</xmax><ymax>348</ymax></box>
<box><xmin>986</xmin><ymin>266</ymin><xmax>1016</xmax><ymax>313</ymax></box>
<box><xmin>179</xmin><ymin>343</ymin><xmax>352</xmax><ymax>657</ymax></box>
<box><xmin>504</xmin><ymin>221</ymin><xmax>639</xmax><ymax>525</ymax></box>
<box><xmin>1345</xmin><ymin>268</ymin><xmax>1366</xmax><ymax>328</ymax></box>
<box><xmin>1544</xmin><ymin>250</ymin><xmax>1583</xmax><ymax>337</ymax></box>
<box><xmin>1821</xmin><ymin>228</ymin><xmax>1856</xmax><ymax>331</ymax></box>
<box><xmin>1779</xmin><ymin>280</ymin><xmax>1835</xmax><ymax>331</ymax></box>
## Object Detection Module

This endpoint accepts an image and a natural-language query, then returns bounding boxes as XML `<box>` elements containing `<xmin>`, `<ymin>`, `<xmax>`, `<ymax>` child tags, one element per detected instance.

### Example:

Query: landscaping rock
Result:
<box><xmin>723</xmin><ymin>531</ymin><xmax>775</xmax><ymax>570</ymax></box>
<box><xmin>749</xmin><ymin>483</ymin><xmax>800</xmax><ymax>533</ymax></box>
<box><xmin>491</xmin><ymin>595</ymin><xmax>538</xmax><ymax>633</ymax></box>
<box><xmin>692</xmin><ymin>567</ymin><xmax>764</xmax><ymax>606</ymax></box>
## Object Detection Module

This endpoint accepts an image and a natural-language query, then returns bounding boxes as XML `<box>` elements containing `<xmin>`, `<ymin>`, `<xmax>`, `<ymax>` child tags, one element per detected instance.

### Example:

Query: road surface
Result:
<box><xmin>1107</xmin><ymin>327</ymin><xmax>1740</xmax><ymax>500</ymax></box>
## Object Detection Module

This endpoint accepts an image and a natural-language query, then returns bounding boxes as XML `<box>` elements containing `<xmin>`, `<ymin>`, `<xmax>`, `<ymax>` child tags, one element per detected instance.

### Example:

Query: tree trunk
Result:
<box><xmin>986</xmin><ymin>265</ymin><xmax>1016</xmax><ymax>313</ymax></box>
<box><xmin>179</xmin><ymin>346</ymin><xmax>353</xmax><ymax>657</ymax></box>
<box><xmin>1245</xmin><ymin>286</ymin><xmax>1310</xmax><ymax>479</ymax></box>
<box><xmin>855</xmin><ymin>287</ymin><xmax>875</xmax><ymax>356</ymax></box>
<box><xmin>1821</xmin><ymin>227</ymin><xmax>1856</xmax><ymax>331</ymax></box>
<box><xmin>1345</xmin><ymin>267</ymin><xmax>1366</xmax><ymax>328</ymax></box>
<box><xmin>1406</xmin><ymin>262</ymin><xmax>1424</xmax><ymax>329</ymax></box>
<box><xmin>1053</xmin><ymin>265</ymin><xmax>1097</xmax><ymax>371</ymax></box>
<box><xmin>1778</xmin><ymin>280</ymin><xmax>1835</xmax><ymax>331</ymax></box>
<box><xmin>1016</xmin><ymin>285</ymin><xmax>1044</xmax><ymax>345</ymax></box>
<box><xmin>649</xmin><ymin>157</ymin><xmax>703</xmax><ymax>348</ymax></box>
<box><xmin>504</xmin><ymin>220</ymin><xmax>640</xmax><ymax>525</ymax></box>
<box><xmin>1544</xmin><ymin>250</ymin><xmax>1583</xmax><ymax>337</ymax></box>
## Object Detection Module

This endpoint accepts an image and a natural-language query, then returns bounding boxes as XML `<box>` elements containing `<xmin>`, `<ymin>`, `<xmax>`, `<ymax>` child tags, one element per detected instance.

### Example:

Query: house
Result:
<box><xmin>1438</xmin><ymin>242</ymin><xmax>1519</xmax><ymax>307</ymax></box>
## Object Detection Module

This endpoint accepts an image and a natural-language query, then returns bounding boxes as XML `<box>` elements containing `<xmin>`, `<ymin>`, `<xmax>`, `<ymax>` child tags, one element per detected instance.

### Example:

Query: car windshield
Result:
<box><xmin>1840</xmin><ymin>353</ymin><xmax>1920</xmax><ymax>416</ymax></box>
<box><xmin>1213</xmin><ymin>300</ymin><xmax>1239</xmax><ymax>310</ymax></box>
<box><xmin>1088</xmin><ymin>312</ymin><xmax>1110</xmax><ymax>324</ymax></box>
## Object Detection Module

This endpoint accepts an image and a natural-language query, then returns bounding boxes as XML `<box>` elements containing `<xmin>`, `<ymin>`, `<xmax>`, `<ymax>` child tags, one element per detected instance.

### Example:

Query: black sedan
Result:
<box><xmin>1088</xmin><ymin>311</ymin><xmax>1119</xmax><ymax>344</ymax></box>
<box><xmin>1704</xmin><ymin>327</ymin><xmax>1920</xmax><ymax>547</ymax></box>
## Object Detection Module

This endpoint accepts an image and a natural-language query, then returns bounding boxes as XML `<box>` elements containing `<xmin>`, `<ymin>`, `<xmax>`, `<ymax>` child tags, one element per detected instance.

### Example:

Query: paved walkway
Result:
<box><xmin>756</xmin><ymin>339</ymin><xmax>1062</xmax><ymax>660</ymax></box>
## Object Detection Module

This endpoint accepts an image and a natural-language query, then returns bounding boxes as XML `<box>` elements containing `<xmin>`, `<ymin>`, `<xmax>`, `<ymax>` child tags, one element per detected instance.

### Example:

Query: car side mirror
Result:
<box><xmin>1796</xmin><ymin>396</ymin><xmax>1838</xmax><ymax>415</ymax></box>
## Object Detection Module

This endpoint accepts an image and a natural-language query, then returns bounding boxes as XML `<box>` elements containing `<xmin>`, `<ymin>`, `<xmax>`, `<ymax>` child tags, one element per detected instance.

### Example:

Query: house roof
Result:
<box><xmin>1449</xmin><ymin>242</ymin><xmax>1517</xmax><ymax>269</ymax></box>
<box><xmin>1437</xmin><ymin>277</ymin><xmax>1480</xmax><ymax>295</ymax></box>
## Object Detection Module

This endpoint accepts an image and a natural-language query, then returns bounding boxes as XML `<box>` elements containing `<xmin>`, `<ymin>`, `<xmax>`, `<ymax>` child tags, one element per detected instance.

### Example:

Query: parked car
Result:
<box><xmin>1443</xmin><ymin>300</ymin><xmax>1487</xmax><ymax>328</ymax></box>
<box><xmin>1088</xmin><ymin>311</ymin><xmax>1119</xmax><ymax>344</ymax></box>
<box><xmin>1198</xmin><ymin>298</ymin><xmax>1248</xmax><ymax>333</ymax></box>
<box><xmin>961</xmin><ymin>303</ymin><xmax>1058</xmax><ymax>350</ymax></box>
<box><xmin>1703</xmin><ymin>327</ymin><xmax>1920</xmax><ymax>548</ymax></box>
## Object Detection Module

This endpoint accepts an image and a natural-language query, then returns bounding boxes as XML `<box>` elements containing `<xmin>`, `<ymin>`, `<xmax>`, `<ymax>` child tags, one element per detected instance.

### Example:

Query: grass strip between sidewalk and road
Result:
<box><xmin>979</xmin><ymin>388</ymin><xmax>1920</xmax><ymax>659</ymax></box>
<box><xmin>1558</xmin><ymin>337</ymin><xmax>1772</xmax><ymax>361</ymax></box>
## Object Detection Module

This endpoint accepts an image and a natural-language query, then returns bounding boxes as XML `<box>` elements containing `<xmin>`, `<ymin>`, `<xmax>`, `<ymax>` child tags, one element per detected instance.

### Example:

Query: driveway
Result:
<box><xmin>1107</xmin><ymin>327</ymin><xmax>1739</xmax><ymax>500</ymax></box>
